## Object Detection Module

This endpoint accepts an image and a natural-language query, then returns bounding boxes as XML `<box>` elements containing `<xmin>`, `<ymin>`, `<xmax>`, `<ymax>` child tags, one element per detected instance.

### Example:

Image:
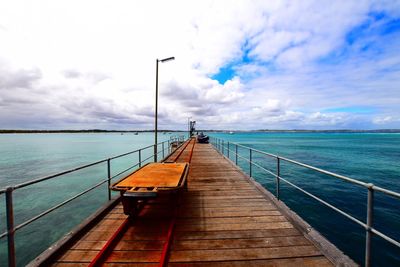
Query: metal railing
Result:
<box><xmin>0</xmin><ymin>139</ymin><xmax>176</xmax><ymax>267</ymax></box>
<box><xmin>210</xmin><ymin>136</ymin><xmax>400</xmax><ymax>267</ymax></box>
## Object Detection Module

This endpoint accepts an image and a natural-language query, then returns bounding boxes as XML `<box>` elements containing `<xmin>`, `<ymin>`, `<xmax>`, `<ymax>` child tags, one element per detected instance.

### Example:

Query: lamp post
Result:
<box><xmin>154</xmin><ymin>56</ymin><xmax>175</xmax><ymax>162</ymax></box>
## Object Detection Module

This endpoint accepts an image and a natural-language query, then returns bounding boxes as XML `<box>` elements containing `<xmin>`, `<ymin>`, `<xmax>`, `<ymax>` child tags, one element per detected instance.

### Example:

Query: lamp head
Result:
<box><xmin>160</xmin><ymin>57</ymin><xmax>175</xmax><ymax>63</ymax></box>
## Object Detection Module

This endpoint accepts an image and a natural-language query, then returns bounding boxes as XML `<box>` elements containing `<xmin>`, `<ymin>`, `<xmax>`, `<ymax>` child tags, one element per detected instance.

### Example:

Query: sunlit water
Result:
<box><xmin>0</xmin><ymin>132</ymin><xmax>399</xmax><ymax>266</ymax></box>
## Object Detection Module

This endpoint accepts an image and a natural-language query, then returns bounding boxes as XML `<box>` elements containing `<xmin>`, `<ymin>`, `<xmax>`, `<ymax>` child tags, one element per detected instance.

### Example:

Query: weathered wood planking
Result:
<box><xmin>48</xmin><ymin>142</ymin><xmax>336</xmax><ymax>266</ymax></box>
<box><xmin>168</xmin><ymin>143</ymin><xmax>333</xmax><ymax>266</ymax></box>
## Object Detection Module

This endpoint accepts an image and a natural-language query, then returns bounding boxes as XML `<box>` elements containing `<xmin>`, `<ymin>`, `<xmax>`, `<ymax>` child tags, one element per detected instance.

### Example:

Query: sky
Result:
<box><xmin>0</xmin><ymin>0</ymin><xmax>399</xmax><ymax>130</ymax></box>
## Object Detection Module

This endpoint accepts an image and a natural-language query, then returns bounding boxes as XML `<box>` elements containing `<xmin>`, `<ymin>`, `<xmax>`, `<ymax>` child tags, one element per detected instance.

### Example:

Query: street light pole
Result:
<box><xmin>154</xmin><ymin>57</ymin><xmax>175</xmax><ymax>162</ymax></box>
<box><xmin>154</xmin><ymin>59</ymin><xmax>159</xmax><ymax>162</ymax></box>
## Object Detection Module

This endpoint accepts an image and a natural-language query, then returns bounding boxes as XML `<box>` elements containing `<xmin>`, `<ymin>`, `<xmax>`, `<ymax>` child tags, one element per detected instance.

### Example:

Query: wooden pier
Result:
<box><xmin>34</xmin><ymin>141</ymin><xmax>354</xmax><ymax>266</ymax></box>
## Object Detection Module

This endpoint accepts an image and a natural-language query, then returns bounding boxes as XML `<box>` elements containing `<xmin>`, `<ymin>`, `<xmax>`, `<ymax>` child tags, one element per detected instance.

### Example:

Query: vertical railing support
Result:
<box><xmin>154</xmin><ymin>144</ymin><xmax>157</xmax><ymax>162</ymax></box>
<box><xmin>235</xmin><ymin>144</ymin><xmax>238</xmax><ymax>165</ymax></box>
<box><xmin>276</xmin><ymin>157</ymin><xmax>280</xmax><ymax>200</ymax></box>
<box><xmin>168</xmin><ymin>140</ymin><xmax>170</xmax><ymax>154</ymax></box>
<box><xmin>227</xmin><ymin>142</ymin><xmax>230</xmax><ymax>158</ymax></box>
<box><xmin>162</xmin><ymin>142</ymin><xmax>165</xmax><ymax>159</ymax></box>
<box><xmin>107</xmin><ymin>159</ymin><xmax>111</xmax><ymax>200</ymax></box>
<box><xmin>138</xmin><ymin>149</ymin><xmax>142</xmax><ymax>167</ymax></box>
<box><xmin>365</xmin><ymin>183</ymin><xmax>374</xmax><ymax>267</ymax></box>
<box><xmin>249</xmin><ymin>149</ymin><xmax>252</xmax><ymax>177</ymax></box>
<box><xmin>222</xmin><ymin>140</ymin><xmax>224</xmax><ymax>155</ymax></box>
<box><xmin>6</xmin><ymin>187</ymin><xmax>16</xmax><ymax>267</ymax></box>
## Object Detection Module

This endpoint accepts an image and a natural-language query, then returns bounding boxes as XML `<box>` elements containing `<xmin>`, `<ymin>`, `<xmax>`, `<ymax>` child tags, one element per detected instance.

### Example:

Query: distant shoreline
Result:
<box><xmin>1</xmin><ymin>129</ymin><xmax>400</xmax><ymax>134</ymax></box>
<box><xmin>0</xmin><ymin>130</ymin><xmax>184</xmax><ymax>134</ymax></box>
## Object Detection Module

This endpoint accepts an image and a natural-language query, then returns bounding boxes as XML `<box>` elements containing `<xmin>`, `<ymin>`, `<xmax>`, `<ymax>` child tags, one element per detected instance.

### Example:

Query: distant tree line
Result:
<box><xmin>0</xmin><ymin>129</ymin><xmax>185</xmax><ymax>134</ymax></box>
<box><xmin>1</xmin><ymin>129</ymin><xmax>399</xmax><ymax>134</ymax></box>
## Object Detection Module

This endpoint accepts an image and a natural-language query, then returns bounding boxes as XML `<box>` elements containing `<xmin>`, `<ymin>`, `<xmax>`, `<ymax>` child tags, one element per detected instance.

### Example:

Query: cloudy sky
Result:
<box><xmin>0</xmin><ymin>0</ymin><xmax>399</xmax><ymax>130</ymax></box>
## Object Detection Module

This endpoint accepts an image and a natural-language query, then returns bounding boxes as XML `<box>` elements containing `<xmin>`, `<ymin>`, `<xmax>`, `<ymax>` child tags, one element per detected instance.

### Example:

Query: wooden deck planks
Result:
<box><xmin>167</xmin><ymin>257</ymin><xmax>333</xmax><ymax>267</ymax></box>
<box><xmin>49</xmin><ymin>142</ymin><xmax>334</xmax><ymax>266</ymax></box>
<box><xmin>167</xmin><ymin>143</ymin><xmax>332</xmax><ymax>266</ymax></box>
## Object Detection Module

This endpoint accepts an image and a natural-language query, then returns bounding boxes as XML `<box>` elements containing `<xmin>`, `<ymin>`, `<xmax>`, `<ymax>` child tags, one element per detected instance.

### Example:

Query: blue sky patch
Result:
<box><xmin>211</xmin><ymin>64</ymin><xmax>236</xmax><ymax>84</ymax></box>
<box><xmin>211</xmin><ymin>39</ymin><xmax>256</xmax><ymax>84</ymax></box>
<box><xmin>323</xmin><ymin>106</ymin><xmax>376</xmax><ymax>114</ymax></box>
<box><xmin>318</xmin><ymin>11</ymin><xmax>400</xmax><ymax>65</ymax></box>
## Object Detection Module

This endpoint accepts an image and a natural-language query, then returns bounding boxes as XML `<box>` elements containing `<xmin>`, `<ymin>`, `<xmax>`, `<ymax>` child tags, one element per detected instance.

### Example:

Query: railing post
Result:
<box><xmin>227</xmin><ymin>141</ymin><xmax>230</xmax><ymax>158</ymax></box>
<box><xmin>107</xmin><ymin>159</ymin><xmax>111</xmax><ymax>200</ymax></box>
<box><xmin>162</xmin><ymin>142</ymin><xmax>165</xmax><ymax>159</ymax></box>
<box><xmin>249</xmin><ymin>149</ymin><xmax>252</xmax><ymax>177</ymax></box>
<box><xmin>235</xmin><ymin>144</ymin><xmax>238</xmax><ymax>165</ymax></box>
<box><xmin>138</xmin><ymin>149</ymin><xmax>142</xmax><ymax>167</ymax></box>
<box><xmin>222</xmin><ymin>140</ymin><xmax>224</xmax><ymax>155</ymax></box>
<box><xmin>276</xmin><ymin>157</ymin><xmax>280</xmax><ymax>200</ymax></box>
<box><xmin>365</xmin><ymin>183</ymin><xmax>374</xmax><ymax>267</ymax></box>
<box><xmin>154</xmin><ymin>144</ymin><xmax>157</xmax><ymax>162</ymax></box>
<box><xmin>168</xmin><ymin>140</ymin><xmax>170</xmax><ymax>154</ymax></box>
<box><xmin>6</xmin><ymin>187</ymin><xmax>16</xmax><ymax>267</ymax></box>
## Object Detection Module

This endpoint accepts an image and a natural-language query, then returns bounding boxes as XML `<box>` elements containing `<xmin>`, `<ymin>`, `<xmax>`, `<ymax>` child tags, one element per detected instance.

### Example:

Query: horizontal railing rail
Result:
<box><xmin>0</xmin><ymin>138</ymin><xmax>185</xmax><ymax>267</ymax></box>
<box><xmin>210</xmin><ymin>136</ymin><xmax>400</xmax><ymax>267</ymax></box>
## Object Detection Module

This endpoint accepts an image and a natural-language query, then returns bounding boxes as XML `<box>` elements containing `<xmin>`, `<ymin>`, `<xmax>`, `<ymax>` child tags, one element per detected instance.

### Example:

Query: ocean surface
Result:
<box><xmin>0</xmin><ymin>132</ymin><xmax>176</xmax><ymax>266</ymax></box>
<box><xmin>0</xmin><ymin>132</ymin><xmax>399</xmax><ymax>266</ymax></box>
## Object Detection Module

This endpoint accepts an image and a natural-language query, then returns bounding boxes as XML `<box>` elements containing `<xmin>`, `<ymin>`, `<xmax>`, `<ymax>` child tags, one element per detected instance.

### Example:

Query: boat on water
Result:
<box><xmin>197</xmin><ymin>132</ymin><xmax>209</xmax><ymax>143</ymax></box>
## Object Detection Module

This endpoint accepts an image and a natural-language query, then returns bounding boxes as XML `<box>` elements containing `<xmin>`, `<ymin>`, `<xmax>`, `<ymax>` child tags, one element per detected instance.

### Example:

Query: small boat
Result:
<box><xmin>134</xmin><ymin>132</ymin><xmax>139</xmax><ymax>135</ymax></box>
<box><xmin>229</xmin><ymin>131</ymin><xmax>234</xmax><ymax>134</ymax></box>
<box><xmin>197</xmin><ymin>132</ymin><xmax>209</xmax><ymax>143</ymax></box>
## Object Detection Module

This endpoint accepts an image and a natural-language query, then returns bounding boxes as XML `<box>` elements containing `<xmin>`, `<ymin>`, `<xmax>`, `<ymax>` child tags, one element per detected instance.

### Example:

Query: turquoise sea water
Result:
<box><xmin>0</xmin><ymin>132</ymin><xmax>175</xmax><ymax>266</ymax></box>
<box><xmin>0</xmin><ymin>132</ymin><xmax>399</xmax><ymax>266</ymax></box>
<box><xmin>209</xmin><ymin>132</ymin><xmax>400</xmax><ymax>267</ymax></box>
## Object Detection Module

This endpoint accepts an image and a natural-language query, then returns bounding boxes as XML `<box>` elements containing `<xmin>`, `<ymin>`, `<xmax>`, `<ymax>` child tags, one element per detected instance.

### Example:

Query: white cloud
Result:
<box><xmin>0</xmin><ymin>0</ymin><xmax>399</xmax><ymax>130</ymax></box>
<box><xmin>373</xmin><ymin>116</ymin><xmax>400</xmax><ymax>125</ymax></box>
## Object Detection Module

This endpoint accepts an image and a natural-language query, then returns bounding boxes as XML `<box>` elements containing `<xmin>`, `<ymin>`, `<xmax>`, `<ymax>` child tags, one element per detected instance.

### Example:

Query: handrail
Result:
<box><xmin>11</xmin><ymin>159</ymin><xmax>108</xmax><ymax>190</ymax></box>
<box><xmin>0</xmin><ymin>141</ymin><xmax>166</xmax><ymax>193</ymax></box>
<box><xmin>236</xmin><ymin>142</ymin><xmax>369</xmax><ymax>188</ymax></box>
<box><xmin>0</xmin><ymin>138</ymin><xmax>178</xmax><ymax>267</ymax></box>
<box><xmin>210</xmin><ymin>136</ymin><xmax>400</xmax><ymax>267</ymax></box>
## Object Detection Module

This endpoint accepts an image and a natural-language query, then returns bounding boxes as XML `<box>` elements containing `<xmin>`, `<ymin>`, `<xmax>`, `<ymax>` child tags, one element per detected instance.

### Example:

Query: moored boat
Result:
<box><xmin>197</xmin><ymin>132</ymin><xmax>209</xmax><ymax>143</ymax></box>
